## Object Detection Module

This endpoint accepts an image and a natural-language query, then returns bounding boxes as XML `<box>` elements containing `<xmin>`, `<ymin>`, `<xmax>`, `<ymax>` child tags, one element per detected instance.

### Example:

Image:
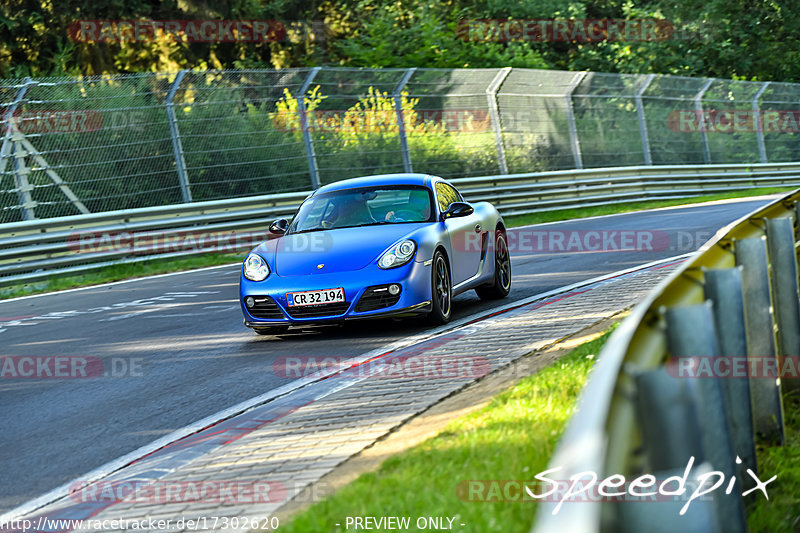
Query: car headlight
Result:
<box><xmin>243</xmin><ymin>253</ymin><xmax>270</xmax><ymax>281</ymax></box>
<box><xmin>378</xmin><ymin>239</ymin><xmax>417</xmax><ymax>269</ymax></box>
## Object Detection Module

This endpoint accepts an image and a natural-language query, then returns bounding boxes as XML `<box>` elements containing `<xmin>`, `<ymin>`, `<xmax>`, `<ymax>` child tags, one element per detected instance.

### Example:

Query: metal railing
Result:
<box><xmin>3</xmin><ymin>67</ymin><xmax>800</xmax><ymax>223</ymax></box>
<box><xmin>534</xmin><ymin>187</ymin><xmax>800</xmax><ymax>532</ymax></box>
<box><xmin>2</xmin><ymin>162</ymin><xmax>800</xmax><ymax>288</ymax></box>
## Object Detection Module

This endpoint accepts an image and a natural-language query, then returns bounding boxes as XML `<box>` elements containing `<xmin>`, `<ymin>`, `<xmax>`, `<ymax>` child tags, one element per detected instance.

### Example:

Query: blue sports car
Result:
<box><xmin>239</xmin><ymin>173</ymin><xmax>510</xmax><ymax>334</ymax></box>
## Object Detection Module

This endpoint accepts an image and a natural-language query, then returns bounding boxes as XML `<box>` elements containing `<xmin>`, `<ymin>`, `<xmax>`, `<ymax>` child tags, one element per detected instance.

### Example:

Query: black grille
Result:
<box><xmin>355</xmin><ymin>285</ymin><xmax>402</xmax><ymax>313</ymax></box>
<box><xmin>247</xmin><ymin>296</ymin><xmax>284</xmax><ymax>319</ymax></box>
<box><xmin>285</xmin><ymin>301</ymin><xmax>350</xmax><ymax>319</ymax></box>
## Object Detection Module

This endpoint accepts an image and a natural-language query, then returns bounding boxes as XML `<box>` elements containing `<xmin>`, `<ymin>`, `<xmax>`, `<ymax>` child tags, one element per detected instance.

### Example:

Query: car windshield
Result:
<box><xmin>288</xmin><ymin>185</ymin><xmax>435</xmax><ymax>233</ymax></box>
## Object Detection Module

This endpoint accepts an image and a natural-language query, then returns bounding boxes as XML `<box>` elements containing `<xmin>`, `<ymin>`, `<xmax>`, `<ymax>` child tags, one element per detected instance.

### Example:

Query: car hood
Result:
<box><xmin>256</xmin><ymin>223</ymin><xmax>428</xmax><ymax>276</ymax></box>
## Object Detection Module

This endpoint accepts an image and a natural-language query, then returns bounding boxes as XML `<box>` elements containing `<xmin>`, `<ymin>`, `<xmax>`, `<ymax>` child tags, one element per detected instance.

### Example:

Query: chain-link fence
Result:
<box><xmin>1</xmin><ymin>67</ymin><xmax>798</xmax><ymax>223</ymax></box>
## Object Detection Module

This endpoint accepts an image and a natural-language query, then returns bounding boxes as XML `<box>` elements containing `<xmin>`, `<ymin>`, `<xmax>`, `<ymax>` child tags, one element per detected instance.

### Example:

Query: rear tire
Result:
<box><xmin>476</xmin><ymin>230</ymin><xmax>511</xmax><ymax>300</ymax></box>
<box><xmin>427</xmin><ymin>251</ymin><xmax>452</xmax><ymax>325</ymax></box>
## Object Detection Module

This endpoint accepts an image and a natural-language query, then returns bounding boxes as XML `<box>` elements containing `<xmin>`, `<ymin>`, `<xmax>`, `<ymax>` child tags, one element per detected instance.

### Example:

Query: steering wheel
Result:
<box><xmin>386</xmin><ymin>209</ymin><xmax>419</xmax><ymax>222</ymax></box>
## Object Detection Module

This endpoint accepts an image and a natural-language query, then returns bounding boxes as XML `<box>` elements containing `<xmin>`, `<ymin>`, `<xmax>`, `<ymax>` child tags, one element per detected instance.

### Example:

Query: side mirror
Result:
<box><xmin>441</xmin><ymin>202</ymin><xmax>474</xmax><ymax>221</ymax></box>
<box><xmin>269</xmin><ymin>218</ymin><xmax>289</xmax><ymax>235</ymax></box>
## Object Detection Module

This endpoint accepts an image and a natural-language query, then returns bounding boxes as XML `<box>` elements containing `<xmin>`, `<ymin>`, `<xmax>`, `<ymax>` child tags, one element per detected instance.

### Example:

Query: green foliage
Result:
<box><xmin>4</xmin><ymin>0</ymin><xmax>799</xmax><ymax>83</ymax></box>
<box><xmin>748</xmin><ymin>390</ymin><xmax>800</xmax><ymax>532</ymax></box>
<box><xmin>331</xmin><ymin>2</ymin><xmax>548</xmax><ymax>69</ymax></box>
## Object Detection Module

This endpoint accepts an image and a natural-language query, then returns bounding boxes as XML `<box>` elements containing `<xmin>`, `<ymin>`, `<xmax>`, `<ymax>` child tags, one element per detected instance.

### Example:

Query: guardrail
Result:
<box><xmin>534</xmin><ymin>186</ymin><xmax>800</xmax><ymax>531</ymax></box>
<box><xmin>2</xmin><ymin>162</ymin><xmax>800</xmax><ymax>288</ymax></box>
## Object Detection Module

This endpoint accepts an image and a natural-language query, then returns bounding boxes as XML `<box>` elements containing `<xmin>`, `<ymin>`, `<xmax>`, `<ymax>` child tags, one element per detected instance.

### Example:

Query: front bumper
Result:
<box><xmin>239</xmin><ymin>259</ymin><xmax>432</xmax><ymax>327</ymax></box>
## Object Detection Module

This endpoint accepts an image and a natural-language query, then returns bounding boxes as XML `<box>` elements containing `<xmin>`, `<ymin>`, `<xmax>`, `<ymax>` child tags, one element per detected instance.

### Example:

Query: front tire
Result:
<box><xmin>476</xmin><ymin>230</ymin><xmax>511</xmax><ymax>300</ymax></box>
<box><xmin>427</xmin><ymin>251</ymin><xmax>452</xmax><ymax>325</ymax></box>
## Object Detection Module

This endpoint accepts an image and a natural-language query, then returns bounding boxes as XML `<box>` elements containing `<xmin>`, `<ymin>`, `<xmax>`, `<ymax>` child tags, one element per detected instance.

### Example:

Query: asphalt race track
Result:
<box><xmin>0</xmin><ymin>196</ymin><xmax>775</xmax><ymax>512</ymax></box>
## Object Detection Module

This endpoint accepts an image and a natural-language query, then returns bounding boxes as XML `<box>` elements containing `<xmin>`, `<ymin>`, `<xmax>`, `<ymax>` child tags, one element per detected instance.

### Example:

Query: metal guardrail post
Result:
<box><xmin>1</xmin><ymin>78</ymin><xmax>37</xmax><ymax>220</ymax></box>
<box><xmin>694</xmin><ymin>79</ymin><xmax>715</xmax><ymax>165</ymax></box>
<box><xmin>734</xmin><ymin>237</ymin><xmax>785</xmax><ymax>445</ymax></box>
<box><xmin>766</xmin><ymin>217</ymin><xmax>800</xmax><ymax>392</ymax></box>
<box><xmin>565</xmin><ymin>72</ymin><xmax>587</xmax><ymax>169</ymax></box>
<box><xmin>753</xmin><ymin>82</ymin><xmax>771</xmax><ymax>164</ymax></box>
<box><xmin>393</xmin><ymin>68</ymin><xmax>416</xmax><ymax>173</ymax></box>
<box><xmin>634</xmin><ymin>367</ymin><xmax>704</xmax><ymax>470</ymax></box>
<box><xmin>704</xmin><ymin>267</ymin><xmax>757</xmax><ymax>479</ymax></box>
<box><xmin>297</xmin><ymin>67</ymin><xmax>322</xmax><ymax>189</ymax></box>
<box><xmin>165</xmin><ymin>70</ymin><xmax>192</xmax><ymax>203</ymax></box>
<box><xmin>635</xmin><ymin>74</ymin><xmax>656</xmax><ymax>165</ymax></box>
<box><xmin>664</xmin><ymin>303</ymin><xmax>747</xmax><ymax>533</ymax></box>
<box><xmin>486</xmin><ymin>67</ymin><xmax>511</xmax><ymax>175</ymax></box>
<box><xmin>627</xmin><ymin>369</ymin><xmax>716</xmax><ymax>533</ymax></box>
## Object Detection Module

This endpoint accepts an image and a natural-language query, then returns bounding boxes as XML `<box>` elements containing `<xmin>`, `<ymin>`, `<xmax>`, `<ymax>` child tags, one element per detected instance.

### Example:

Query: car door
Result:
<box><xmin>437</xmin><ymin>181</ymin><xmax>483</xmax><ymax>286</ymax></box>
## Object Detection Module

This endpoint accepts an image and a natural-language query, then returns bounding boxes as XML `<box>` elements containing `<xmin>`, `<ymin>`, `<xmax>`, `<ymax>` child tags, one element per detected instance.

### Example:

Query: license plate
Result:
<box><xmin>287</xmin><ymin>287</ymin><xmax>345</xmax><ymax>307</ymax></box>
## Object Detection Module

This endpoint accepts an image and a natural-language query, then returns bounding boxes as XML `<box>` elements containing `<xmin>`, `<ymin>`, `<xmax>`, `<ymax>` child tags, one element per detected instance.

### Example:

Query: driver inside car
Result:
<box><xmin>322</xmin><ymin>191</ymin><xmax>377</xmax><ymax>228</ymax></box>
<box><xmin>384</xmin><ymin>191</ymin><xmax>431</xmax><ymax>222</ymax></box>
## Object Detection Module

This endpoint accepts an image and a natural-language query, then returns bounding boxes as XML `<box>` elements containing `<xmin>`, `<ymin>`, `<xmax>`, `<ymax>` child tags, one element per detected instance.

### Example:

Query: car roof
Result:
<box><xmin>313</xmin><ymin>173</ymin><xmax>438</xmax><ymax>195</ymax></box>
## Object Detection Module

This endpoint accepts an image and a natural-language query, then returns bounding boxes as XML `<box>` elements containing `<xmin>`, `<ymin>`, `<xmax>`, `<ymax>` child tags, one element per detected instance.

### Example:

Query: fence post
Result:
<box><xmin>766</xmin><ymin>217</ymin><xmax>800</xmax><ymax>392</ymax></box>
<box><xmin>734</xmin><ymin>237</ymin><xmax>785</xmax><ymax>445</ymax></box>
<box><xmin>393</xmin><ymin>68</ymin><xmax>416</xmax><ymax>173</ymax></box>
<box><xmin>565</xmin><ymin>71</ymin><xmax>587</xmax><ymax>169</ymax></box>
<box><xmin>664</xmin><ymin>303</ymin><xmax>747</xmax><ymax>533</ymax></box>
<box><xmin>694</xmin><ymin>79</ymin><xmax>714</xmax><ymax>164</ymax></box>
<box><xmin>753</xmin><ymin>82</ymin><xmax>771</xmax><ymax>163</ymax></box>
<box><xmin>165</xmin><ymin>70</ymin><xmax>192</xmax><ymax>203</ymax></box>
<box><xmin>486</xmin><ymin>67</ymin><xmax>511</xmax><ymax>175</ymax></box>
<box><xmin>297</xmin><ymin>67</ymin><xmax>322</xmax><ymax>189</ymax></box>
<box><xmin>704</xmin><ymin>267</ymin><xmax>757</xmax><ymax>480</ymax></box>
<box><xmin>1</xmin><ymin>77</ymin><xmax>37</xmax><ymax>220</ymax></box>
<box><xmin>635</xmin><ymin>74</ymin><xmax>656</xmax><ymax>165</ymax></box>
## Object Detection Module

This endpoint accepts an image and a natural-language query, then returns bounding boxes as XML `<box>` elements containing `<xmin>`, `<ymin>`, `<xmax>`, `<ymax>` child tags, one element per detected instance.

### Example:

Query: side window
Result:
<box><xmin>436</xmin><ymin>182</ymin><xmax>461</xmax><ymax>213</ymax></box>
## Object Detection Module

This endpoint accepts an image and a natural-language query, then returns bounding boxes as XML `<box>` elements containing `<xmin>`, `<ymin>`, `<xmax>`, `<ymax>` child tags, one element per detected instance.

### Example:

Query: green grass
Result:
<box><xmin>503</xmin><ymin>186</ymin><xmax>795</xmax><ymax>227</ymax></box>
<box><xmin>0</xmin><ymin>253</ymin><xmax>243</xmax><ymax>300</ymax></box>
<box><xmin>747</xmin><ymin>389</ymin><xmax>800</xmax><ymax>532</ymax></box>
<box><xmin>281</xmin><ymin>327</ymin><xmax>614</xmax><ymax>533</ymax></box>
<box><xmin>1</xmin><ymin>186</ymin><xmax>794</xmax><ymax>301</ymax></box>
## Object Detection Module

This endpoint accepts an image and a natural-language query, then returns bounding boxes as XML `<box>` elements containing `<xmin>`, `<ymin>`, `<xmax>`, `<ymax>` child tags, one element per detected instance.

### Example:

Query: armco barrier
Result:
<box><xmin>533</xmin><ymin>188</ymin><xmax>800</xmax><ymax>532</ymax></box>
<box><xmin>2</xmin><ymin>162</ymin><xmax>800</xmax><ymax>287</ymax></box>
